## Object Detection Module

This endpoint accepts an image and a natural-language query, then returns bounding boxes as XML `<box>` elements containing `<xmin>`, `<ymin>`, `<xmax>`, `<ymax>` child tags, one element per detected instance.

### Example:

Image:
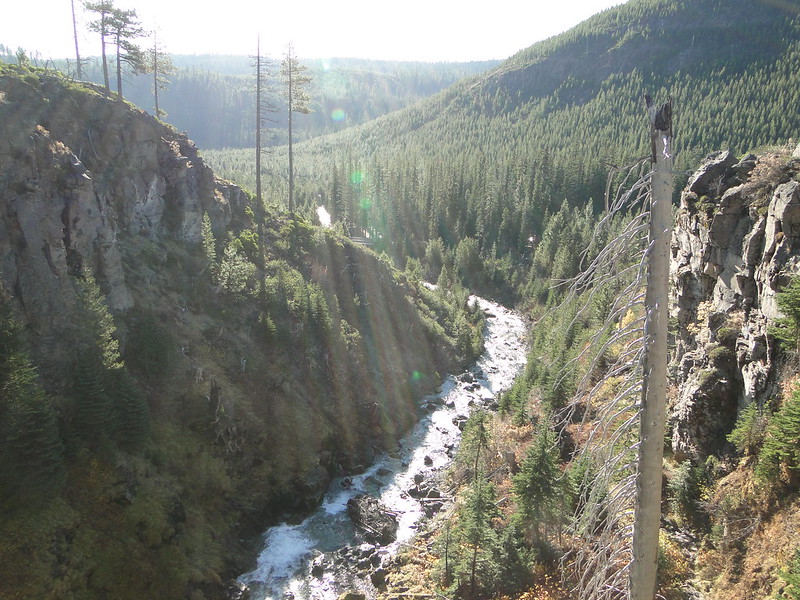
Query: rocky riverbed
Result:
<box><xmin>236</xmin><ymin>298</ymin><xmax>528</xmax><ymax>600</ymax></box>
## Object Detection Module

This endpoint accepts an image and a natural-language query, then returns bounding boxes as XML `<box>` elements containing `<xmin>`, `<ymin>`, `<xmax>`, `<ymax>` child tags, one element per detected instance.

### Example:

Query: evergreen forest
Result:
<box><xmin>3</xmin><ymin>0</ymin><xmax>800</xmax><ymax>599</ymax></box>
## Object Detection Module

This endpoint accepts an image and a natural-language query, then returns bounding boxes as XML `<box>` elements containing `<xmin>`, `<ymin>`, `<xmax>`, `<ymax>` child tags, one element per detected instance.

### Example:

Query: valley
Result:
<box><xmin>2</xmin><ymin>0</ymin><xmax>800</xmax><ymax>599</ymax></box>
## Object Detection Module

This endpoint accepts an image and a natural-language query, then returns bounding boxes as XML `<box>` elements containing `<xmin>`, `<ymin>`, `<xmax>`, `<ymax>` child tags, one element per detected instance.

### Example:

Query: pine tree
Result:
<box><xmin>108</xmin><ymin>6</ymin><xmax>145</xmax><ymax>101</ymax></box>
<box><xmin>253</xmin><ymin>37</ymin><xmax>277</xmax><ymax>275</ymax></box>
<box><xmin>85</xmin><ymin>0</ymin><xmax>115</xmax><ymax>93</ymax></box>
<box><xmin>71</xmin><ymin>0</ymin><xmax>83</xmax><ymax>79</ymax></box>
<box><xmin>281</xmin><ymin>42</ymin><xmax>312</xmax><ymax>213</ymax></box>
<box><xmin>145</xmin><ymin>30</ymin><xmax>175</xmax><ymax>118</ymax></box>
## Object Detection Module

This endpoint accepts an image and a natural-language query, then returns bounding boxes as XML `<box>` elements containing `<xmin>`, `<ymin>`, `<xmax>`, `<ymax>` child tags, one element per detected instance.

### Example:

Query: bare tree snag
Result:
<box><xmin>630</xmin><ymin>96</ymin><xmax>673</xmax><ymax>600</ymax></box>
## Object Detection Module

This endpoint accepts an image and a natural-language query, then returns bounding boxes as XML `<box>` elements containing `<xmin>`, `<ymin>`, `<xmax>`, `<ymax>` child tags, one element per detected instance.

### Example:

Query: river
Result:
<box><xmin>238</xmin><ymin>297</ymin><xmax>528</xmax><ymax>600</ymax></box>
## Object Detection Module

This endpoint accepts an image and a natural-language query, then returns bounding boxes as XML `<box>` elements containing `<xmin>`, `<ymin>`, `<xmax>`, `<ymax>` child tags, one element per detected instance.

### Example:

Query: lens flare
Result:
<box><xmin>331</xmin><ymin>108</ymin><xmax>346</xmax><ymax>122</ymax></box>
<box><xmin>350</xmin><ymin>171</ymin><xmax>364</xmax><ymax>185</ymax></box>
<box><xmin>360</xmin><ymin>197</ymin><xmax>372</xmax><ymax>210</ymax></box>
<box><xmin>410</xmin><ymin>371</ymin><xmax>423</xmax><ymax>383</ymax></box>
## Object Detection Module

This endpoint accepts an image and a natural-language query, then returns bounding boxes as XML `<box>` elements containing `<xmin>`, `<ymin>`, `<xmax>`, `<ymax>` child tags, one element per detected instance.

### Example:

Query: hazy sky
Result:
<box><xmin>4</xmin><ymin>0</ymin><xmax>625</xmax><ymax>62</ymax></box>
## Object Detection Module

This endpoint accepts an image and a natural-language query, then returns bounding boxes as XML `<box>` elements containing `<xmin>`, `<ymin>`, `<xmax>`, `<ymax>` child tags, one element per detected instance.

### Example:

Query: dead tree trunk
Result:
<box><xmin>630</xmin><ymin>96</ymin><xmax>673</xmax><ymax>600</ymax></box>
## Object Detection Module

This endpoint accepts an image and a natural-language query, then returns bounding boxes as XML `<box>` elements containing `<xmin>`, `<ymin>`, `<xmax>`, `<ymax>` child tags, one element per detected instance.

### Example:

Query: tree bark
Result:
<box><xmin>71</xmin><ymin>0</ymin><xmax>82</xmax><ymax>79</ymax></box>
<box><xmin>101</xmin><ymin>22</ymin><xmax>109</xmax><ymax>92</ymax></box>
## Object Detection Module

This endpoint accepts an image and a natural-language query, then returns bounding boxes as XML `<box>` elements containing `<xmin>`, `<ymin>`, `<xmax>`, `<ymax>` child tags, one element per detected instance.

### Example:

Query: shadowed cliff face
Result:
<box><xmin>0</xmin><ymin>69</ymin><xmax>251</xmax><ymax>374</ymax></box>
<box><xmin>0</xmin><ymin>67</ymin><xmax>486</xmax><ymax>600</ymax></box>
<box><xmin>669</xmin><ymin>147</ymin><xmax>800</xmax><ymax>461</ymax></box>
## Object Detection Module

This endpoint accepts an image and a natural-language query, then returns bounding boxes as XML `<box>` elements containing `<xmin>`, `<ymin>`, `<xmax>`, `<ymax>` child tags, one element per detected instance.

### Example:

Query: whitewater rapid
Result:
<box><xmin>239</xmin><ymin>297</ymin><xmax>528</xmax><ymax>600</ymax></box>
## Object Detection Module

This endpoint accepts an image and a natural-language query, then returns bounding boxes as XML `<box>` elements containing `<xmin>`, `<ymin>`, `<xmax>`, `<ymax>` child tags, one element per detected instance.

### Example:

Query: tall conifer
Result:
<box><xmin>281</xmin><ymin>43</ymin><xmax>312</xmax><ymax>213</ymax></box>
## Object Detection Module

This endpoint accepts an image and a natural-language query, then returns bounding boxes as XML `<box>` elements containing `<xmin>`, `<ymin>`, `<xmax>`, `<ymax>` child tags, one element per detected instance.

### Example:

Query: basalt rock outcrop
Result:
<box><xmin>670</xmin><ymin>148</ymin><xmax>800</xmax><ymax>461</ymax></box>
<box><xmin>0</xmin><ymin>70</ymin><xmax>248</xmax><ymax>381</ymax></box>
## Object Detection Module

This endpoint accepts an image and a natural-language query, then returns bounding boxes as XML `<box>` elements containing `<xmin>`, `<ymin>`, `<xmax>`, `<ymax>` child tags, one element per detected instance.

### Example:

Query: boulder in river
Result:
<box><xmin>346</xmin><ymin>495</ymin><xmax>398</xmax><ymax>545</ymax></box>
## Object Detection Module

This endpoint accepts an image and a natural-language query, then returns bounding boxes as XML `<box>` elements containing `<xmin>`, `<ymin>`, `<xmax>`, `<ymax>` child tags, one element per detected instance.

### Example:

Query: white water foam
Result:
<box><xmin>240</xmin><ymin>297</ymin><xmax>527</xmax><ymax>600</ymax></box>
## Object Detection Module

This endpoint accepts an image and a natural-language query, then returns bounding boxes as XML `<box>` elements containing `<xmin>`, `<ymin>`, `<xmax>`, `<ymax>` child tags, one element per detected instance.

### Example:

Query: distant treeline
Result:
<box><xmin>0</xmin><ymin>46</ymin><xmax>497</xmax><ymax>149</ymax></box>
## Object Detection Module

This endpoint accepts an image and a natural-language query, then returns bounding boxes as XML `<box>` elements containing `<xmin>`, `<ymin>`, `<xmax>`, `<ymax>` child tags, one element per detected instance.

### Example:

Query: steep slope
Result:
<box><xmin>0</xmin><ymin>64</ymin><xmax>485</xmax><ymax>600</ymax></box>
<box><xmin>372</xmin><ymin>144</ymin><xmax>800</xmax><ymax>600</ymax></box>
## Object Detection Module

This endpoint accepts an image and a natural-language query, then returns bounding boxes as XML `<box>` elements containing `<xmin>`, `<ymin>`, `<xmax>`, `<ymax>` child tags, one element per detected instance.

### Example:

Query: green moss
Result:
<box><xmin>708</xmin><ymin>345</ymin><xmax>736</xmax><ymax>369</ymax></box>
<box><xmin>715</xmin><ymin>326</ymin><xmax>739</xmax><ymax>348</ymax></box>
<box><xmin>697</xmin><ymin>367</ymin><xmax>725</xmax><ymax>389</ymax></box>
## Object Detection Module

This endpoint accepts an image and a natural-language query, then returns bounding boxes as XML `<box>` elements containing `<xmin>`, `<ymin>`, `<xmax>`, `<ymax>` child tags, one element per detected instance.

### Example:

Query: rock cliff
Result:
<box><xmin>670</xmin><ymin>147</ymin><xmax>800</xmax><ymax>460</ymax></box>
<box><xmin>0</xmin><ymin>70</ymin><xmax>249</xmax><ymax>379</ymax></box>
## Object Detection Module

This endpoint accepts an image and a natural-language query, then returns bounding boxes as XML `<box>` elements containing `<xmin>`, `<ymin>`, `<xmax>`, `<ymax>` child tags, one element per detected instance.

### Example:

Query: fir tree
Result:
<box><xmin>109</xmin><ymin>367</ymin><xmax>149</xmax><ymax>450</ymax></box>
<box><xmin>72</xmin><ymin>354</ymin><xmax>113</xmax><ymax>443</ymax></box>
<box><xmin>454</xmin><ymin>478</ymin><xmax>501</xmax><ymax>598</ymax></box>
<box><xmin>781</xmin><ymin>547</ymin><xmax>800</xmax><ymax>600</ymax></box>
<box><xmin>513</xmin><ymin>420</ymin><xmax>562</xmax><ymax>546</ymax></box>
<box><xmin>0</xmin><ymin>288</ymin><xmax>64</xmax><ymax>504</ymax></box>
<box><xmin>75</xmin><ymin>268</ymin><xmax>123</xmax><ymax>371</ymax></box>
<box><xmin>756</xmin><ymin>385</ymin><xmax>800</xmax><ymax>484</ymax></box>
<box><xmin>727</xmin><ymin>401</ymin><xmax>767</xmax><ymax>456</ymax></box>
<box><xmin>771</xmin><ymin>276</ymin><xmax>800</xmax><ymax>354</ymax></box>
<box><xmin>0</xmin><ymin>353</ymin><xmax>65</xmax><ymax>505</ymax></box>
<box><xmin>459</xmin><ymin>410</ymin><xmax>491</xmax><ymax>482</ymax></box>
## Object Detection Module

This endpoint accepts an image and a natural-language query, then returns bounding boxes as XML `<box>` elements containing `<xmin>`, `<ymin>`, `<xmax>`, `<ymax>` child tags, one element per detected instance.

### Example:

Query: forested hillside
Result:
<box><xmin>0</xmin><ymin>46</ymin><xmax>497</xmax><ymax>150</ymax></box>
<box><xmin>204</xmin><ymin>0</ymin><xmax>800</xmax><ymax>306</ymax></box>
<box><xmin>0</xmin><ymin>63</ymin><xmax>485</xmax><ymax>600</ymax></box>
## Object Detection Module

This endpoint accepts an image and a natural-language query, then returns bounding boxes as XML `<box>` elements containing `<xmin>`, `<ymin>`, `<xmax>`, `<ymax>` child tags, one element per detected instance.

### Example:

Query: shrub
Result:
<box><xmin>126</xmin><ymin>311</ymin><xmax>173</xmax><ymax>380</ymax></box>
<box><xmin>715</xmin><ymin>326</ymin><xmax>739</xmax><ymax>348</ymax></box>
<box><xmin>708</xmin><ymin>345</ymin><xmax>736</xmax><ymax>369</ymax></box>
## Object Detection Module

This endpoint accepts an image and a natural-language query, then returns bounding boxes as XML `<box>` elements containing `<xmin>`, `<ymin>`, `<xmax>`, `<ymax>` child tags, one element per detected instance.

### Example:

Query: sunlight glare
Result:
<box><xmin>317</xmin><ymin>205</ymin><xmax>332</xmax><ymax>227</ymax></box>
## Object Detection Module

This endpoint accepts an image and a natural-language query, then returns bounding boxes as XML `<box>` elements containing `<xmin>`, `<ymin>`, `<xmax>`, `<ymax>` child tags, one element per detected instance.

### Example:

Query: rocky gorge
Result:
<box><xmin>0</xmin><ymin>66</ymin><xmax>486</xmax><ymax>600</ymax></box>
